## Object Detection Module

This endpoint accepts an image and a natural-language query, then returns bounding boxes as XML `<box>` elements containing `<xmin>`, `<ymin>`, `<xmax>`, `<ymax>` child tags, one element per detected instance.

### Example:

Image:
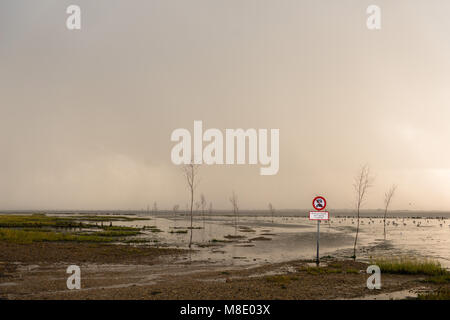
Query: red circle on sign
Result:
<box><xmin>312</xmin><ymin>196</ymin><xmax>327</xmax><ymax>211</ymax></box>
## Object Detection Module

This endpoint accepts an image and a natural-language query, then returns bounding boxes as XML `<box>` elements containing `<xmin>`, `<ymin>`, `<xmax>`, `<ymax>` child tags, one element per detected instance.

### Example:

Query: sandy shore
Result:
<box><xmin>0</xmin><ymin>242</ymin><xmax>446</xmax><ymax>300</ymax></box>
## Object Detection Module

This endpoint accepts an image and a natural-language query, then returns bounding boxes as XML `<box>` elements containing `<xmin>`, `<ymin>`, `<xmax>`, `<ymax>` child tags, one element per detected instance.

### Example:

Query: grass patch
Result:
<box><xmin>91</xmin><ymin>230</ymin><xmax>141</xmax><ymax>237</ymax></box>
<box><xmin>298</xmin><ymin>266</ymin><xmax>358</xmax><ymax>275</ymax></box>
<box><xmin>101</xmin><ymin>226</ymin><xmax>141</xmax><ymax>231</ymax></box>
<box><xmin>170</xmin><ymin>230</ymin><xmax>188</xmax><ymax>234</ymax></box>
<box><xmin>327</xmin><ymin>268</ymin><xmax>344</xmax><ymax>274</ymax></box>
<box><xmin>345</xmin><ymin>268</ymin><xmax>359</xmax><ymax>274</ymax></box>
<box><xmin>21</xmin><ymin>227</ymin><xmax>54</xmax><ymax>232</ymax></box>
<box><xmin>327</xmin><ymin>262</ymin><xmax>343</xmax><ymax>269</ymax></box>
<box><xmin>0</xmin><ymin>214</ymin><xmax>147</xmax><ymax>244</ymax></box>
<box><xmin>238</xmin><ymin>226</ymin><xmax>255</xmax><ymax>232</ymax></box>
<box><xmin>371</xmin><ymin>257</ymin><xmax>447</xmax><ymax>276</ymax></box>
<box><xmin>224</xmin><ymin>234</ymin><xmax>246</xmax><ymax>239</ymax></box>
<box><xmin>250</xmin><ymin>236</ymin><xmax>271</xmax><ymax>241</ymax></box>
<box><xmin>210</xmin><ymin>239</ymin><xmax>232</xmax><ymax>243</ymax></box>
<box><xmin>71</xmin><ymin>215</ymin><xmax>150</xmax><ymax>222</ymax></box>
<box><xmin>422</xmin><ymin>274</ymin><xmax>450</xmax><ymax>284</ymax></box>
<box><xmin>122</xmin><ymin>239</ymin><xmax>153</xmax><ymax>244</ymax></box>
<box><xmin>0</xmin><ymin>228</ymin><xmax>114</xmax><ymax>244</ymax></box>
<box><xmin>0</xmin><ymin>214</ymin><xmax>90</xmax><ymax>229</ymax></box>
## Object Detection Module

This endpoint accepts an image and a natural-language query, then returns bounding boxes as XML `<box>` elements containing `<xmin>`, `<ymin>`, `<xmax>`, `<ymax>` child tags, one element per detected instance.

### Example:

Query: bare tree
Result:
<box><xmin>151</xmin><ymin>202</ymin><xmax>158</xmax><ymax>228</ymax></box>
<box><xmin>200</xmin><ymin>194</ymin><xmax>207</xmax><ymax>227</ymax></box>
<box><xmin>268</xmin><ymin>203</ymin><xmax>275</xmax><ymax>224</ymax></box>
<box><xmin>191</xmin><ymin>201</ymin><xmax>200</xmax><ymax>236</ymax></box>
<box><xmin>229</xmin><ymin>191</ymin><xmax>239</xmax><ymax>233</ymax></box>
<box><xmin>195</xmin><ymin>201</ymin><xmax>201</xmax><ymax>212</ymax></box>
<box><xmin>208</xmin><ymin>202</ymin><xmax>213</xmax><ymax>216</ymax></box>
<box><xmin>182</xmin><ymin>162</ymin><xmax>200</xmax><ymax>248</ymax></box>
<box><xmin>383</xmin><ymin>184</ymin><xmax>397</xmax><ymax>240</ymax></box>
<box><xmin>352</xmin><ymin>165</ymin><xmax>374</xmax><ymax>260</ymax></box>
<box><xmin>208</xmin><ymin>202</ymin><xmax>213</xmax><ymax>237</ymax></box>
<box><xmin>173</xmin><ymin>204</ymin><xmax>179</xmax><ymax>228</ymax></box>
<box><xmin>173</xmin><ymin>204</ymin><xmax>179</xmax><ymax>216</ymax></box>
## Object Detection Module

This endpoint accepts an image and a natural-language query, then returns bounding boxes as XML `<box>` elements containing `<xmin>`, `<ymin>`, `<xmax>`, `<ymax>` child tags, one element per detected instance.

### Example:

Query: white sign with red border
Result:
<box><xmin>309</xmin><ymin>211</ymin><xmax>329</xmax><ymax>220</ymax></box>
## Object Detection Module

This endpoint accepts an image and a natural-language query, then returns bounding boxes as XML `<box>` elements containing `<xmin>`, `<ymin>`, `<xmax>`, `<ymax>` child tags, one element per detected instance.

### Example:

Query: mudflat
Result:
<box><xmin>0</xmin><ymin>242</ymin><xmax>447</xmax><ymax>300</ymax></box>
<box><xmin>0</xmin><ymin>242</ymin><xmax>185</xmax><ymax>265</ymax></box>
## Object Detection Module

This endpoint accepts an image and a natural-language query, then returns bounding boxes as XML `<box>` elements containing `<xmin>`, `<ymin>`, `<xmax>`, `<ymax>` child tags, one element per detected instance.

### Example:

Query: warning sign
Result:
<box><xmin>309</xmin><ymin>211</ymin><xmax>329</xmax><ymax>220</ymax></box>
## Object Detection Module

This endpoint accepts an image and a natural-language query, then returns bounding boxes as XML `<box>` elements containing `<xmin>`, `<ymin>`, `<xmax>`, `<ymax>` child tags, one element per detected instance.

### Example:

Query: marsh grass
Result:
<box><xmin>100</xmin><ymin>226</ymin><xmax>141</xmax><ymax>231</ymax></box>
<box><xmin>21</xmin><ymin>227</ymin><xmax>54</xmax><ymax>232</ymax></box>
<box><xmin>211</xmin><ymin>239</ymin><xmax>232</xmax><ymax>243</ymax></box>
<box><xmin>0</xmin><ymin>214</ymin><xmax>147</xmax><ymax>243</ymax></box>
<box><xmin>371</xmin><ymin>257</ymin><xmax>448</xmax><ymax>276</ymax></box>
<box><xmin>70</xmin><ymin>215</ymin><xmax>150</xmax><ymax>222</ymax></box>
<box><xmin>224</xmin><ymin>234</ymin><xmax>246</xmax><ymax>239</ymax></box>
<box><xmin>298</xmin><ymin>265</ymin><xmax>359</xmax><ymax>275</ymax></box>
<box><xmin>170</xmin><ymin>230</ymin><xmax>188</xmax><ymax>234</ymax></box>
<box><xmin>88</xmin><ymin>230</ymin><xmax>141</xmax><ymax>237</ymax></box>
<box><xmin>345</xmin><ymin>268</ymin><xmax>359</xmax><ymax>274</ymax></box>
<box><xmin>122</xmin><ymin>239</ymin><xmax>154</xmax><ymax>244</ymax></box>
<box><xmin>0</xmin><ymin>214</ymin><xmax>88</xmax><ymax>229</ymax></box>
<box><xmin>327</xmin><ymin>262</ymin><xmax>343</xmax><ymax>269</ymax></box>
<box><xmin>0</xmin><ymin>228</ymin><xmax>114</xmax><ymax>244</ymax></box>
<box><xmin>422</xmin><ymin>274</ymin><xmax>450</xmax><ymax>284</ymax></box>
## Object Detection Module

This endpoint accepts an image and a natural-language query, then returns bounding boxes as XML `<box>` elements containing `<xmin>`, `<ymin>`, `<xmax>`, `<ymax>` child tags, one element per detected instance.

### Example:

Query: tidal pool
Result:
<box><xmin>80</xmin><ymin>212</ymin><xmax>450</xmax><ymax>269</ymax></box>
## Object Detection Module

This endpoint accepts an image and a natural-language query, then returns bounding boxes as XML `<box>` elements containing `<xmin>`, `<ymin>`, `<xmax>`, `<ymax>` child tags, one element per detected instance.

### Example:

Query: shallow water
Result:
<box><xmin>84</xmin><ymin>213</ymin><xmax>450</xmax><ymax>269</ymax></box>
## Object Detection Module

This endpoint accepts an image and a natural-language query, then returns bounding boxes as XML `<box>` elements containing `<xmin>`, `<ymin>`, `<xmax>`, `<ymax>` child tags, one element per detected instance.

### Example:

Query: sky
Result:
<box><xmin>1</xmin><ymin>0</ymin><xmax>450</xmax><ymax>211</ymax></box>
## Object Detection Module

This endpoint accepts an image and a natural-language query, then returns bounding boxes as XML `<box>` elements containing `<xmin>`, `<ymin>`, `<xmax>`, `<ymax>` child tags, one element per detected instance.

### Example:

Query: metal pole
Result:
<box><xmin>316</xmin><ymin>220</ymin><xmax>320</xmax><ymax>266</ymax></box>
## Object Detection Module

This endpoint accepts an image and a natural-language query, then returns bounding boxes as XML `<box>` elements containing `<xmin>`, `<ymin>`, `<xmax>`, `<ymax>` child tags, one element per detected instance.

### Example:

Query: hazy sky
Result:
<box><xmin>1</xmin><ymin>1</ymin><xmax>450</xmax><ymax>211</ymax></box>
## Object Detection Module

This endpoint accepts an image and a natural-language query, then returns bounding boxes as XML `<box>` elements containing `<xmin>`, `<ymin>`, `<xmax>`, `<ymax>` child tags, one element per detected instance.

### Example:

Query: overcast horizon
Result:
<box><xmin>2</xmin><ymin>1</ymin><xmax>450</xmax><ymax>211</ymax></box>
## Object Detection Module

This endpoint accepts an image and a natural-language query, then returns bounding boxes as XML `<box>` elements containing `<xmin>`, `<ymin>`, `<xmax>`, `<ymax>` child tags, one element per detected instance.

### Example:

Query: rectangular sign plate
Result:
<box><xmin>309</xmin><ymin>211</ymin><xmax>329</xmax><ymax>220</ymax></box>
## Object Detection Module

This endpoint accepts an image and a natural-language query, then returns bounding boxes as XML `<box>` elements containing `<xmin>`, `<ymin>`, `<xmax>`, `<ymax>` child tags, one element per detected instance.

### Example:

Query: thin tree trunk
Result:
<box><xmin>189</xmin><ymin>188</ymin><xmax>193</xmax><ymax>248</ymax></box>
<box><xmin>234</xmin><ymin>210</ymin><xmax>237</xmax><ymax>235</ymax></box>
<box><xmin>353</xmin><ymin>205</ymin><xmax>360</xmax><ymax>260</ymax></box>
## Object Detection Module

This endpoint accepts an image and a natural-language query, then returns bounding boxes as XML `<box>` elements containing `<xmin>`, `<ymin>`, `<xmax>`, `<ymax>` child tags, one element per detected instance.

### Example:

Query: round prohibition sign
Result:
<box><xmin>312</xmin><ymin>196</ymin><xmax>327</xmax><ymax>211</ymax></box>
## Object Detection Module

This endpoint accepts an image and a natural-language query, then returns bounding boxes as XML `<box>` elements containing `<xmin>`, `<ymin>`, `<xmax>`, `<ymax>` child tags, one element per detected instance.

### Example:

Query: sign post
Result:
<box><xmin>316</xmin><ymin>219</ymin><xmax>320</xmax><ymax>266</ymax></box>
<box><xmin>310</xmin><ymin>196</ymin><xmax>328</xmax><ymax>266</ymax></box>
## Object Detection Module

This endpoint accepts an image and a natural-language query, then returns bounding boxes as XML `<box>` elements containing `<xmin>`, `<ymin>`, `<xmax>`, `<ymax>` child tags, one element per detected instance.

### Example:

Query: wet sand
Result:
<box><xmin>0</xmin><ymin>242</ymin><xmax>185</xmax><ymax>265</ymax></box>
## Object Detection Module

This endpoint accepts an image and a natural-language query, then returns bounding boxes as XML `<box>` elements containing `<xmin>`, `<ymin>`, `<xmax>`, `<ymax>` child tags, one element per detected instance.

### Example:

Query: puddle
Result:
<box><xmin>0</xmin><ymin>282</ymin><xmax>18</xmax><ymax>287</ymax></box>
<box><xmin>348</xmin><ymin>287</ymin><xmax>427</xmax><ymax>300</ymax></box>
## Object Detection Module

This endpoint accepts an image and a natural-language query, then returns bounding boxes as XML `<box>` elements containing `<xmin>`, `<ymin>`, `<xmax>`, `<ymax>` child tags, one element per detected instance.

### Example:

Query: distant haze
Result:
<box><xmin>1</xmin><ymin>1</ymin><xmax>450</xmax><ymax>211</ymax></box>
